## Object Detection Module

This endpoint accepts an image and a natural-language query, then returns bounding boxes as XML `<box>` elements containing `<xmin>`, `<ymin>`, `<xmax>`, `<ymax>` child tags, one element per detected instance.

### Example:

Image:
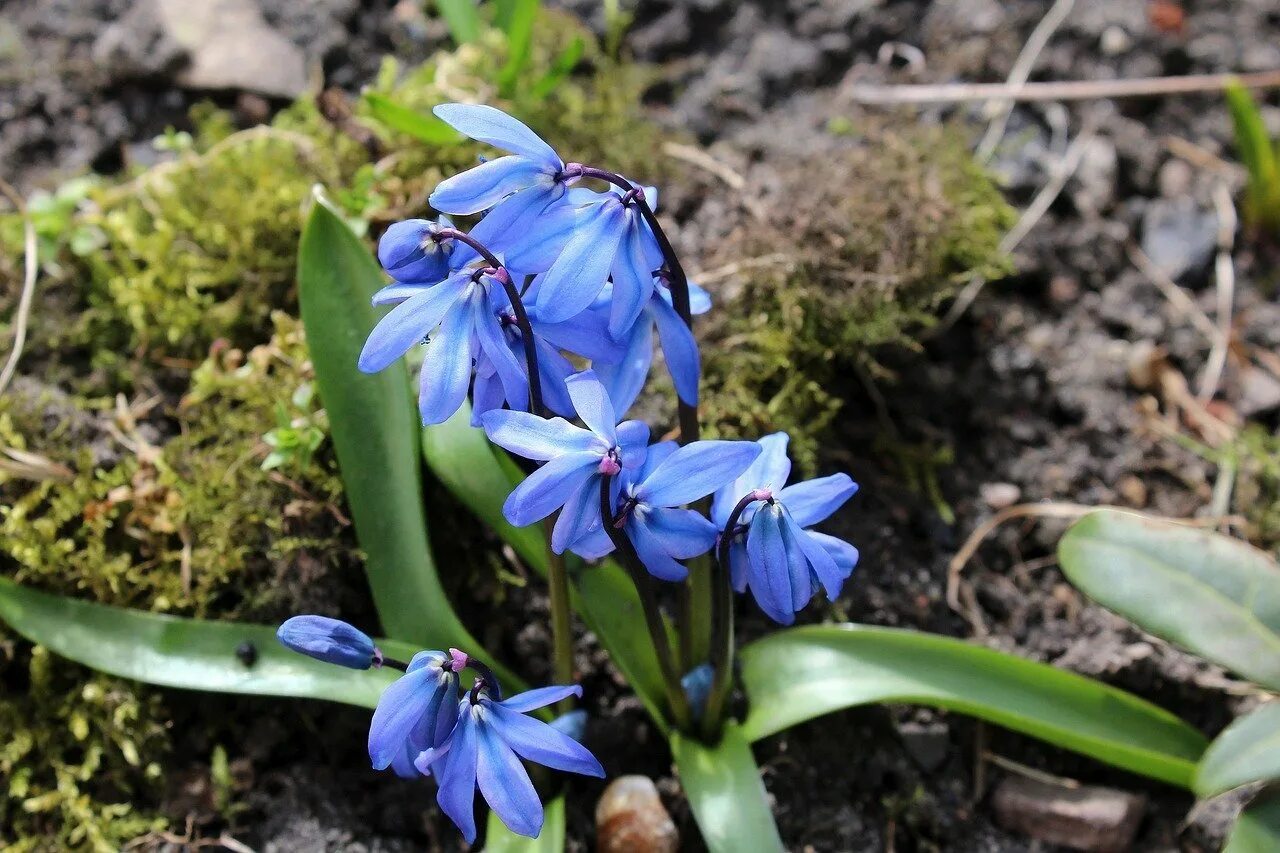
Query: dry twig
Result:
<box><xmin>1125</xmin><ymin>241</ymin><xmax>1221</xmax><ymax>343</ymax></box>
<box><xmin>1197</xmin><ymin>182</ymin><xmax>1237</xmax><ymax>403</ymax></box>
<box><xmin>0</xmin><ymin>177</ymin><xmax>38</xmax><ymax>396</ymax></box>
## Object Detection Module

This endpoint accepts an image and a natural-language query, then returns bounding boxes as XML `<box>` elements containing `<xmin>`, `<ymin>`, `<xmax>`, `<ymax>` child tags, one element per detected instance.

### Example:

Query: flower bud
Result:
<box><xmin>277</xmin><ymin>615</ymin><xmax>379</xmax><ymax>669</ymax></box>
<box><xmin>377</xmin><ymin>219</ymin><xmax>451</xmax><ymax>283</ymax></box>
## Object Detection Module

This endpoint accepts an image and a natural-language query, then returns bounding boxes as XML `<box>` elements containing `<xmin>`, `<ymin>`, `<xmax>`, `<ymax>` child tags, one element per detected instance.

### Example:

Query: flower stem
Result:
<box><xmin>544</xmin><ymin>517</ymin><xmax>575</xmax><ymax>710</ymax></box>
<box><xmin>702</xmin><ymin>492</ymin><xmax>760</xmax><ymax>739</ymax></box>
<box><xmin>600</xmin><ymin>472</ymin><xmax>693</xmax><ymax>732</ymax></box>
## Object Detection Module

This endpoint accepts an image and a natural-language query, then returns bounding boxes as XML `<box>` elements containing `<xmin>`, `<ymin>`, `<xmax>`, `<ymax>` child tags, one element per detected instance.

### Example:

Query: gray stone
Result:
<box><xmin>894</xmin><ymin>719</ymin><xmax>950</xmax><ymax>771</ymax></box>
<box><xmin>597</xmin><ymin>775</ymin><xmax>679</xmax><ymax>853</ymax></box>
<box><xmin>993</xmin><ymin>776</ymin><xmax>1146</xmax><ymax>853</ymax></box>
<box><xmin>1140</xmin><ymin>197</ymin><xmax>1218</xmax><ymax>281</ymax></box>
<box><xmin>1071</xmin><ymin>136</ymin><xmax>1118</xmax><ymax>215</ymax></box>
<box><xmin>94</xmin><ymin>0</ymin><xmax>308</xmax><ymax>99</ymax></box>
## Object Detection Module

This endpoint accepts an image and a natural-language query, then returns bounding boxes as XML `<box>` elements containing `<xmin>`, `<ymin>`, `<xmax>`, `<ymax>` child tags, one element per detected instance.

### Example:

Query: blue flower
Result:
<box><xmin>596</xmin><ymin>278</ymin><xmax>711</xmax><ymax>414</ymax></box>
<box><xmin>276</xmin><ymin>615</ymin><xmax>380</xmax><ymax>669</ymax></box>
<box><xmin>482</xmin><ymin>371</ymin><xmax>649</xmax><ymax>554</ymax></box>
<box><xmin>368</xmin><ymin>650</ymin><xmax>463</xmax><ymax>778</ymax></box>
<box><xmin>535</xmin><ymin>186</ymin><xmax>664</xmax><ymax>333</ymax></box>
<box><xmin>429</xmin><ymin>104</ymin><xmax>574</xmax><ymax>263</ymax></box>
<box><xmin>711</xmin><ymin>432</ymin><xmax>860</xmax><ymax>624</ymax></box>
<box><xmin>376</xmin><ymin>215</ymin><xmax>476</xmax><ymax>283</ymax></box>
<box><xmin>418</xmin><ymin>683</ymin><xmax>604</xmax><ymax>842</ymax></box>
<box><xmin>609</xmin><ymin>440</ymin><xmax>761</xmax><ymax>581</ymax></box>
<box><xmin>359</xmin><ymin>266</ymin><xmax>528</xmax><ymax>425</ymax></box>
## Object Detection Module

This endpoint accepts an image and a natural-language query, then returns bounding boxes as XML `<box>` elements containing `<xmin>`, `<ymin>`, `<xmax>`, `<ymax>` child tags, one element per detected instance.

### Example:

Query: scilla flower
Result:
<box><xmin>277</xmin><ymin>615</ymin><xmax>381</xmax><ymax>669</ymax></box>
<box><xmin>368</xmin><ymin>649</ymin><xmax>467</xmax><ymax>778</ymax></box>
<box><xmin>418</xmin><ymin>682</ymin><xmax>604</xmax><ymax>842</ymax></box>
<box><xmin>711</xmin><ymin>432</ymin><xmax>860</xmax><ymax>624</ymax></box>
<box><xmin>376</xmin><ymin>215</ymin><xmax>476</xmax><ymax>284</ymax></box>
<box><xmin>607</xmin><ymin>440</ymin><xmax>761</xmax><ymax>581</ymax></box>
<box><xmin>482</xmin><ymin>370</ymin><xmax>649</xmax><ymax>553</ymax></box>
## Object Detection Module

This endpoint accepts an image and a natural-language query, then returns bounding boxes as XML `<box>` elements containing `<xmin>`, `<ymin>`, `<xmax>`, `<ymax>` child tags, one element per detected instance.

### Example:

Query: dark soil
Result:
<box><xmin>6</xmin><ymin>0</ymin><xmax>1280</xmax><ymax>850</ymax></box>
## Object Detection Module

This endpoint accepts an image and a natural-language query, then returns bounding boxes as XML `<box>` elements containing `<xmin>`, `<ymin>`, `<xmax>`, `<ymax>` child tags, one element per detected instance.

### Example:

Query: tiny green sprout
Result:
<box><xmin>260</xmin><ymin>382</ymin><xmax>325</xmax><ymax>472</ymax></box>
<box><xmin>152</xmin><ymin>128</ymin><xmax>195</xmax><ymax>154</ymax></box>
<box><xmin>1225</xmin><ymin>80</ymin><xmax>1280</xmax><ymax>238</ymax></box>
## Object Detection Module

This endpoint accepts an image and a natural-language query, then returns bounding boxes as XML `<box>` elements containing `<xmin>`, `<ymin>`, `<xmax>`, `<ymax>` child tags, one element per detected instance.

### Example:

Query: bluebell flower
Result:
<box><xmin>368</xmin><ymin>650</ymin><xmax>464</xmax><ymax>778</ymax></box>
<box><xmin>681</xmin><ymin>663</ymin><xmax>714</xmax><ymax>722</ymax></box>
<box><xmin>359</xmin><ymin>266</ymin><xmax>528</xmax><ymax>424</ymax></box>
<box><xmin>277</xmin><ymin>615</ymin><xmax>380</xmax><ymax>669</ymax></box>
<box><xmin>710</xmin><ymin>432</ymin><xmax>860</xmax><ymax>624</ymax></box>
<box><xmin>376</xmin><ymin>215</ymin><xmax>476</xmax><ymax>283</ymax></box>
<box><xmin>535</xmin><ymin>186</ymin><xmax>664</xmax><ymax>333</ymax></box>
<box><xmin>596</xmin><ymin>278</ymin><xmax>711</xmax><ymax>414</ymax></box>
<box><xmin>429</xmin><ymin>104</ymin><xmax>575</xmax><ymax>263</ymax></box>
<box><xmin>418</xmin><ymin>683</ymin><xmax>604</xmax><ymax>842</ymax></box>
<box><xmin>482</xmin><ymin>371</ymin><xmax>649</xmax><ymax>554</ymax></box>
<box><xmin>608</xmin><ymin>440</ymin><xmax>761</xmax><ymax>581</ymax></box>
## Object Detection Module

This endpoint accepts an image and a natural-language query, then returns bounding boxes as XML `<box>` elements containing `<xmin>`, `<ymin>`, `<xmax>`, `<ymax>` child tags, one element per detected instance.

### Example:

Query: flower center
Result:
<box><xmin>598</xmin><ymin>449</ymin><xmax>622</xmax><ymax>476</ymax></box>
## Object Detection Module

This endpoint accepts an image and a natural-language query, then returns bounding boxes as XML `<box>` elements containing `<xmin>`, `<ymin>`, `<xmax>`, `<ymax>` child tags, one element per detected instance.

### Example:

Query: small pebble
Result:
<box><xmin>981</xmin><ymin>482</ymin><xmax>1022</xmax><ymax>510</ymax></box>
<box><xmin>1117</xmin><ymin>475</ymin><xmax>1148</xmax><ymax>508</ymax></box>
<box><xmin>994</xmin><ymin>776</ymin><xmax>1145</xmax><ymax>852</ymax></box>
<box><xmin>596</xmin><ymin>775</ymin><xmax>679</xmax><ymax>853</ymax></box>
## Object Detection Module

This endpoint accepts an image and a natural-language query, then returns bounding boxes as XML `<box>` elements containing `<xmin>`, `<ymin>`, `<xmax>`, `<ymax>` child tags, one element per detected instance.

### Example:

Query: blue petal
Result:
<box><xmin>358</xmin><ymin>274</ymin><xmax>468</xmax><ymax>373</ymax></box>
<box><xmin>608</xmin><ymin>211</ymin><xmax>657</xmax><ymax>339</ymax></box>
<box><xmin>651</xmin><ymin>292</ymin><xmax>701</xmax><ymax>406</ymax></box>
<box><xmin>368</xmin><ymin>667</ymin><xmax>441</xmax><ymax>770</ymax></box>
<box><xmin>481</xmin><ymin>410</ymin><xmax>600</xmax><ymax>460</ymax></box>
<box><xmin>635</xmin><ymin>440</ymin><xmax>678</xmax><ymax>483</ymax></box>
<box><xmin>469</xmin><ymin>184</ymin><xmax>565</xmax><ymax>266</ymax></box>
<box><xmin>792</xmin><ymin>519</ymin><xmax>848</xmax><ymax>602</ymax></box>
<box><xmin>565</xmin><ymin>370</ymin><xmax>618</xmax><ymax>444</ymax></box>
<box><xmin>436</xmin><ymin>705</ymin><xmax>480</xmax><ymax>844</ymax></box>
<box><xmin>568</xmin><ymin>524</ymin><xmax>614</xmax><ymax>560</ymax></box>
<box><xmin>502</xmin><ymin>451</ymin><xmax>598</xmax><ymax>526</ymax></box>
<box><xmin>534</xmin><ymin>305</ymin><xmax>624</xmax><ymax>363</ymax></box>
<box><xmin>499</xmin><ymin>684</ymin><xmax>584</xmax><ymax>713</ymax></box>
<box><xmin>474</xmin><ymin>292</ymin><xmax>529</xmax><ymax>412</ymax></box>
<box><xmin>595</xmin><ymin>319</ymin><xmax>652</xmax><ymax>419</ymax></box>
<box><xmin>277</xmin><ymin>615</ymin><xmax>376</xmax><ymax>669</ymax></box>
<box><xmin>711</xmin><ymin>432</ymin><xmax>791</xmax><ymax>527</ymax></box>
<box><xmin>628</xmin><ymin>516</ymin><xmax>688</xmax><ymax>582</ymax></box>
<box><xmin>641</xmin><ymin>507</ymin><xmax>718</xmax><ymax>559</ymax></box>
<box><xmin>687</xmin><ymin>280</ymin><xmax>713</xmax><ymax>315</ymax></box>
<box><xmin>434</xmin><ymin>103</ymin><xmax>562</xmax><ymax>171</ymax></box>
<box><xmin>495</xmin><ymin>190</ymin><xmax>582</xmax><ymax>275</ymax></box>
<box><xmin>377</xmin><ymin>219</ymin><xmax>456</xmax><ymax>283</ymax></box>
<box><xmin>534</xmin><ymin>338</ymin><xmax>578</xmax><ymax>417</ymax></box>
<box><xmin>637</xmin><ymin>440</ymin><xmax>762</xmax><ymax>508</ymax></box>
<box><xmin>807</xmin><ymin>530</ymin><xmax>861</xmax><ymax>575</ymax></box>
<box><xmin>371</xmin><ymin>282</ymin><xmax>431</xmax><ymax>306</ymax></box>
<box><xmin>470</xmin><ymin>364</ymin><xmax>506</xmax><ymax>426</ymax></box>
<box><xmin>548</xmin><ymin>709</ymin><xmax>588</xmax><ymax>743</ymax></box>
<box><xmin>489</xmin><ymin>703</ymin><xmax>605</xmax><ymax>777</ymax></box>
<box><xmin>615</xmin><ymin>420</ymin><xmax>650</xmax><ymax>469</ymax></box>
<box><xmin>778</xmin><ymin>473</ymin><xmax>859</xmax><ymax>528</ymax></box>
<box><xmin>745</xmin><ymin>506</ymin><xmax>797</xmax><ymax>624</ymax></box>
<box><xmin>551</xmin><ymin>476</ymin><xmax>602</xmax><ymax>555</ymax></box>
<box><xmin>429</xmin><ymin>155</ymin><xmax>547</xmax><ymax>214</ymax></box>
<box><xmin>727</xmin><ymin>538</ymin><xmax>749</xmax><ymax>593</ymax></box>
<box><xmin>476</xmin><ymin>723</ymin><xmax>543</xmax><ymax>838</ymax></box>
<box><xmin>537</xmin><ymin>200</ymin><xmax>628</xmax><ymax>323</ymax></box>
<box><xmin>417</xmin><ymin>295</ymin><xmax>477</xmax><ymax>425</ymax></box>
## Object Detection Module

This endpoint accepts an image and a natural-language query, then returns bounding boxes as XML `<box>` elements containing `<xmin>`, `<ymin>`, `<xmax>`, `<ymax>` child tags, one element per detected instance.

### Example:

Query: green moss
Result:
<box><xmin>699</xmin><ymin>126</ymin><xmax>1015</xmax><ymax>471</ymax></box>
<box><xmin>1226</xmin><ymin>424</ymin><xmax>1280</xmax><ymax>554</ymax></box>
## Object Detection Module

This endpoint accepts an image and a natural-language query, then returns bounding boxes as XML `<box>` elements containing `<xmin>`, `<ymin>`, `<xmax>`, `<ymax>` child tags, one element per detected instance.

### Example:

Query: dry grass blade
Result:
<box><xmin>0</xmin><ymin>446</ymin><xmax>75</xmax><ymax>482</ymax></box>
<box><xmin>1196</xmin><ymin>182</ymin><xmax>1237</xmax><ymax>403</ymax></box>
<box><xmin>0</xmin><ymin>177</ymin><xmax>38</xmax><ymax>396</ymax></box>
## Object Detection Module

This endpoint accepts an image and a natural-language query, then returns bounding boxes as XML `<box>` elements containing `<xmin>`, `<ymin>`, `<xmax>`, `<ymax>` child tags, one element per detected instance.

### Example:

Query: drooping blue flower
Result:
<box><xmin>276</xmin><ymin>615</ymin><xmax>380</xmax><ymax>670</ymax></box>
<box><xmin>596</xmin><ymin>278</ymin><xmax>711</xmax><ymax>414</ymax></box>
<box><xmin>482</xmin><ymin>370</ymin><xmax>649</xmax><ymax>554</ymax></box>
<box><xmin>359</xmin><ymin>266</ymin><xmax>528</xmax><ymax>425</ymax></box>
<box><xmin>376</xmin><ymin>215</ymin><xmax>477</xmax><ymax>284</ymax></box>
<box><xmin>417</xmin><ymin>683</ymin><xmax>604</xmax><ymax>843</ymax></box>
<box><xmin>535</xmin><ymin>186</ymin><xmax>664</xmax><ymax>334</ymax></box>
<box><xmin>608</xmin><ymin>439</ymin><xmax>761</xmax><ymax>581</ymax></box>
<box><xmin>368</xmin><ymin>650</ymin><xmax>463</xmax><ymax>778</ymax></box>
<box><xmin>710</xmin><ymin>432</ymin><xmax>860</xmax><ymax>624</ymax></box>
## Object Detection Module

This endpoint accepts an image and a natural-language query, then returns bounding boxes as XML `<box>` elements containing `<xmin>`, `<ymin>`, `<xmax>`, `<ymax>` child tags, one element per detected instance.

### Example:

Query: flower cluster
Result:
<box><xmin>278</xmin><ymin>618</ymin><xmax>602</xmax><ymax>842</ymax></box>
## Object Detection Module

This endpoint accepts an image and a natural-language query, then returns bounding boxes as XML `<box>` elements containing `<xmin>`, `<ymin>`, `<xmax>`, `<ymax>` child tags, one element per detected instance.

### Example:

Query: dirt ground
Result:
<box><xmin>4</xmin><ymin>0</ymin><xmax>1280</xmax><ymax>850</ymax></box>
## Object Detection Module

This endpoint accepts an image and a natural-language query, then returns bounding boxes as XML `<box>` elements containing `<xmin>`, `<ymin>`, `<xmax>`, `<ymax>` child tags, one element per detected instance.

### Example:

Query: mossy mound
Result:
<box><xmin>699</xmin><ymin>126</ymin><xmax>1015</xmax><ymax>471</ymax></box>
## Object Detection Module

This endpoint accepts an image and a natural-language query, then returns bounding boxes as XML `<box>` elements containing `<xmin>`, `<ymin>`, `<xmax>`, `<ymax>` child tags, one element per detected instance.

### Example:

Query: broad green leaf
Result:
<box><xmin>492</xmin><ymin>0</ymin><xmax>519</xmax><ymax>31</ymax></box>
<box><xmin>498</xmin><ymin>0</ymin><xmax>539</xmax><ymax>96</ymax></box>
<box><xmin>1227</xmin><ymin>788</ymin><xmax>1280</xmax><ymax>853</ymax></box>
<box><xmin>0</xmin><ymin>576</ymin><xmax>412</xmax><ymax>709</ymax></box>
<box><xmin>362</xmin><ymin>93</ymin><xmax>462</xmax><ymax>145</ymax></box>
<box><xmin>298</xmin><ymin>194</ymin><xmax>521</xmax><ymax>690</ymax></box>
<box><xmin>483</xmin><ymin>794</ymin><xmax>564</xmax><ymax>852</ymax></box>
<box><xmin>739</xmin><ymin>624</ymin><xmax>1207</xmax><ymax>788</ymax></box>
<box><xmin>670</xmin><ymin>724</ymin><xmax>784</xmax><ymax>853</ymax></box>
<box><xmin>437</xmin><ymin>0</ymin><xmax>482</xmax><ymax>44</ymax></box>
<box><xmin>1058</xmin><ymin>510</ymin><xmax>1280</xmax><ymax>690</ymax></box>
<box><xmin>530</xmin><ymin>37</ymin><xmax>584</xmax><ymax>101</ymax></box>
<box><xmin>422</xmin><ymin>404</ymin><xmax>668</xmax><ymax>728</ymax></box>
<box><xmin>1196</xmin><ymin>704</ymin><xmax>1280</xmax><ymax>797</ymax></box>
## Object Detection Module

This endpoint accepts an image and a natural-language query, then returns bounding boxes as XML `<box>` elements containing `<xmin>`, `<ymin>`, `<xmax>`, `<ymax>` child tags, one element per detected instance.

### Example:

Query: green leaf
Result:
<box><xmin>738</xmin><ymin>624</ymin><xmax>1207</xmax><ymax>788</ymax></box>
<box><xmin>437</xmin><ymin>0</ymin><xmax>482</xmax><ymax>44</ymax></box>
<box><xmin>1226</xmin><ymin>81</ymin><xmax>1280</xmax><ymax>223</ymax></box>
<box><xmin>670</xmin><ymin>724</ymin><xmax>784</xmax><ymax>853</ymax></box>
<box><xmin>1227</xmin><ymin>788</ymin><xmax>1280</xmax><ymax>853</ymax></box>
<box><xmin>362</xmin><ymin>93</ymin><xmax>462</xmax><ymax>145</ymax></box>
<box><xmin>0</xmin><ymin>576</ymin><xmax>414</xmax><ymax>709</ymax></box>
<box><xmin>422</xmin><ymin>404</ymin><xmax>668</xmax><ymax>728</ymax></box>
<box><xmin>483</xmin><ymin>794</ymin><xmax>564</xmax><ymax>852</ymax></box>
<box><xmin>298</xmin><ymin>193</ymin><xmax>521</xmax><ymax>689</ymax></box>
<box><xmin>1196</xmin><ymin>704</ymin><xmax>1280</xmax><ymax>797</ymax></box>
<box><xmin>497</xmin><ymin>0</ymin><xmax>540</xmax><ymax>96</ymax></box>
<box><xmin>530</xmin><ymin>37</ymin><xmax>584</xmax><ymax>101</ymax></box>
<box><xmin>1058</xmin><ymin>509</ymin><xmax>1280</xmax><ymax>690</ymax></box>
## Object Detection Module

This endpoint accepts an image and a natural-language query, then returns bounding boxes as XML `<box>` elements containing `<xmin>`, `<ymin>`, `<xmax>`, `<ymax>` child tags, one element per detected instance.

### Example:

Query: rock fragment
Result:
<box><xmin>993</xmin><ymin>775</ymin><xmax>1146</xmax><ymax>853</ymax></box>
<box><xmin>597</xmin><ymin>775</ymin><xmax>679</xmax><ymax>853</ymax></box>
